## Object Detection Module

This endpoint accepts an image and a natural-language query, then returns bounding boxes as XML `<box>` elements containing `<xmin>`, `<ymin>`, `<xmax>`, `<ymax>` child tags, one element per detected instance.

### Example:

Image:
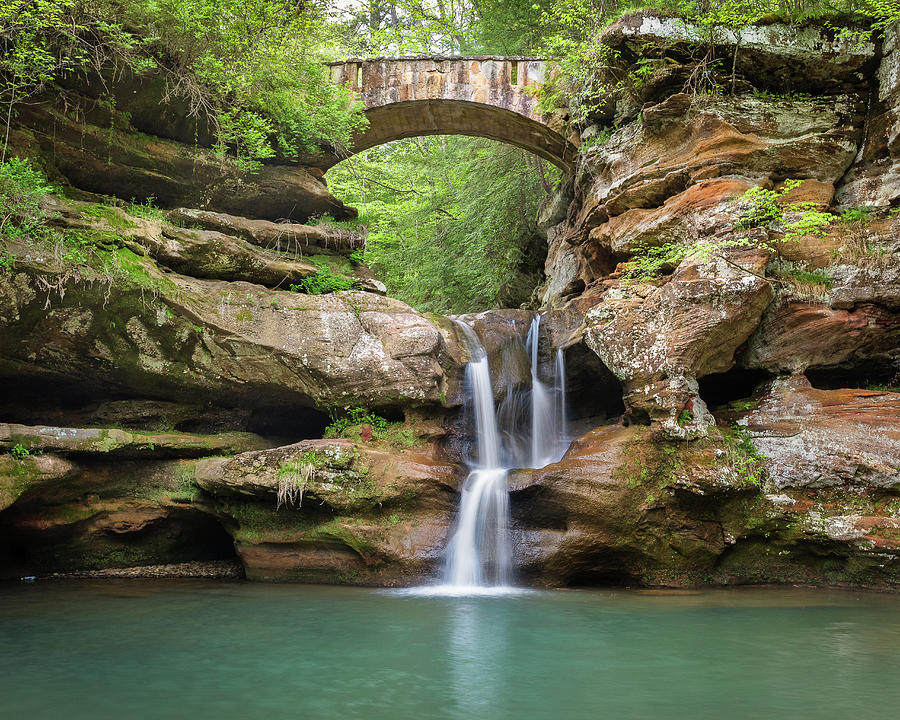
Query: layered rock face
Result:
<box><xmin>0</xmin><ymin>188</ymin><xmax>466</xmax><ymax>583</ymax></box>
<box><xmin>2</xmin><ymin>13</ymin><xmax>900</xmax><ymax>589</ymax></box>
<box><xmin>517</xmin><ymin>13</ymin><xmax>900</xmax><ymax>589</ymax></box>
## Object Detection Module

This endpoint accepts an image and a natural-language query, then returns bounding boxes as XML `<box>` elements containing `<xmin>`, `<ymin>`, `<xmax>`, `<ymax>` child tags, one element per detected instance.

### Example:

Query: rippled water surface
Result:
<box><xmin>2</xmin><ymin>580</ymin><xmax>899</xmax><ymax>719</ymax></box>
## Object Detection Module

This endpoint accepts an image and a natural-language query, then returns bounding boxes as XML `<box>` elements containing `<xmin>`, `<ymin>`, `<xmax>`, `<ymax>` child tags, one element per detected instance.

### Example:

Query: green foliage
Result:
<box><xmin>736</xmin><ymin>179</ymin><xmax>834</xmax><ymax>242</ymax></box>
<box><xmin>126</xmin><ymin>196</ymin><xmax>166</xmax><ymax>221</ymax></box>
<box><xmin>1</xmin><ymin>1</ymin><xmax>365</xmax><ymax>165</ymax></box>
<box><xmin>753</xmin><ymin>89</ymin><xmax>813</xmax><ymax>102</ymax></box>
<box><xmin>9</xmin><ymin>442</ymin><xmax>30</xmax><ymax>459</ymax></box>
<box><xmin>325</xmin><ymin>408</ymin><xmax>389</xmax><ymax>438</ymax></box>
<box><xmin>676</xmin><ymin>409</ymin><xmax>694</xmax><ymax>427</ymax></box>
<box><xmin>290</xmin><ymin>266</ymin><xmax>358</xmax><ymax>295</ymax></box>
<box><xmin>326</xmin><ymin>136</ymin><xmax>557</xmax><ymax>313</ymax></box>
<box><xmin>532</xmin><ymin>1</ymin><xmax>900</xmax><ymax>125</ymax></box>
<box><xmin>578</xmin><ymin>127</ymin><xmax>613</xmax><ymax>152</ymax></box>
<box><xmin>867</xmin><ymin>382</ymin><xmax>900</xmax><ymax>392</ymax></box>
<box><xmin>723</xmin><ymin>423</ymin><xmax>766</xmax><ymax>487</ymax></box>
<box><xmin>348</xmin><ymin>248</ymin><xmax>364</xmax><ymax>264</ymax></box>
<box><xmin>840</xmin><ymin>207</ymin><xmax>875</xmax><ymax>224</ymax></box>
<box><xmin>0</xmin><ymin>157</ymin><xmax>53</xmax><ymax>236</ymax></box>
<box><xmin>735</xmin><ymin>185</ymin><xmax>785</xmax><ymax>229</ymax></box>
<box><xmin>624</xmin><ymin>179</ymin><xmax>837</xmax><ymax>282</ymax></box>
<box><xmin>324</xmin><ymin>407</ymin><xmax>418</xmax><ymax>449</ymax></box>
<box><xmin>534</xmin><ymin>0</ymin><xmax>625</xmax><ymax>120</ymax></box>
<box><xmin>141</xmin><ymin>0</ymin><xmax>366</xmax><ymax>163</ymax></box>
<box><xmin>332</xmin><ymin>0</ymin><xmax>552</xmax><ymax>55</ymax></box>
<box><xmin>0</xmin><ymin>1</ymin><xmax>142</xmax><ymax>159</ymax></box>
<box><xmin>782</xmin><ymin>206</ymin><xmax>834</xmax><ymax>244</ymax></box>
<box><xmin>621</xmin><ymin>242</ymin><xmax>689</xmax><ymax>282</ymax></box>
<box><xmin>782</xmin><ymin>267</ymin><xmax>832</xmax><ymax>287</ymax></box>
<box><xmin>768</xmin><ymin>261</ymin><xmax>833</xmax><ymax>300</ymax></box>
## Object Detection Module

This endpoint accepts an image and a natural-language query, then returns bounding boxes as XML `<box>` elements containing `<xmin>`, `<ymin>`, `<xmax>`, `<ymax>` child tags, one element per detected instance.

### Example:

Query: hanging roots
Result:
<box><xmin>276</xmin><ymin>462</ymin><xmax>314</xmax><ymax>509</ymax></box>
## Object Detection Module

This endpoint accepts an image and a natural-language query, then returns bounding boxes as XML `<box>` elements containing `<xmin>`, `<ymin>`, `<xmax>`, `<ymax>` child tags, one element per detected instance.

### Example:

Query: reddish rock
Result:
<box><xmin>588</xmin><ymin>178</ymin><xmax>754</xmax><ymax>256</ymax></box>
<box><xmin>743</xmin><ymin>300</ymin><xmax>900</xmax><ymax>373</ymax></box>
<box><xmin>728</xmin><ymin>376</ymin><xmax>900</xmax><ymax>489</ymax></box>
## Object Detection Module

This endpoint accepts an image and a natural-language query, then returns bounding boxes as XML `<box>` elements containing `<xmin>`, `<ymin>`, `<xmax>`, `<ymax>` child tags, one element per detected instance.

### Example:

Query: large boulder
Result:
<box><xmin>601</xmin><ymin>13</ymin><xmax>877</xmax><ymax>94</ymax></box>
<box><xmin>196</xmin><ymin>439</ymin><xmax>459</xmax><ymax>584</ymax></box>
<box><xmin>508</xmin><ymin>417</ymin><xmax>900</xmax><ymax>589</ymax></box>
<box><xmin>742</xmin><ymin>299</ymin><xmax>900</xmax><ymax>374</ymax></box>
<box><xmin>726</xmin><ymin>376</ymin><xmax>900</xmax><ymax>490</ymax></box>
<box><xmin>41</xmin><ymin>197</ymin><xmax>323</xmax><ymax>287</ymax></box>
<box><xmin>166</xmin><ymin>209</ymin><xmax>365</xmax><ymax>256</ymax></box>
<box><xmin>571</xmin><ymin>92</ymin><xmax>861</xmax><ymax>239</ymax></box>
<box><xmin>584</xmin><ymin>249</ymin><xmax>774</xmax><ymax>435</ymax></box>
<box><xmin>0</xmin><ymin>235</ymin><xmax>461</xmax><ymax>413</ymax></box>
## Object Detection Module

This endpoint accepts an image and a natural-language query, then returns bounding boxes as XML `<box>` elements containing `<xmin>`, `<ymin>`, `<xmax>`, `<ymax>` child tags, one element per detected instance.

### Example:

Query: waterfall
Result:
<box><xmin>526</xmin><ymin>315</ymin><xmax>568</xmax><ymax>468</ymax></box>
<box><xmin>440</xmin><ymin>316</ymin><xmax>571</xmax><ymax>591</ymax></box>
<box><xmin>525</xmin><ymin>315</ymin><xmax>558</xmax><ymax>468</ymax></box>
<box><xmin>445</xmin><ymin>321</ymin><xmax>510</xmax><ymax>587</ymax></box>
<box><xmin>556</xmin><ymin>347</ymin><xmax>568</xmax><ymax>448</ymax></box>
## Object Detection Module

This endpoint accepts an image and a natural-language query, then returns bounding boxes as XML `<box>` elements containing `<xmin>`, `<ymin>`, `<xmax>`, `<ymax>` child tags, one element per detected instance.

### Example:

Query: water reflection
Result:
<box><xmin>446</xmin><ymin>599</ymin><xmax>511</xmax><ymax>718</ymax></box>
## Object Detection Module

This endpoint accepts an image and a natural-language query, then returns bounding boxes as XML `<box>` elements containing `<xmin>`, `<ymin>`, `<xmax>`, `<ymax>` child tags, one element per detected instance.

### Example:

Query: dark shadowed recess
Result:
<box><xmin>0</xmin><ymin>504</ymin><xmax>237</xmax><ymax>580</ymax></box>
<box><xmin>0</xmin><ymin>375</ymin><xmax>331</xmax><ymax>443</ymax></box>
<box><xmin>560</xmin><ymin>550</ymin><xmax>644</xmax><ymax>587</ymax></box>
<box><xmin>698</xmin><ymin>367</ymin><xmax>773</xmax><ymax>409</ymax></box>
<box><xmin>563</xmin><ymin>343</ymin><xmax>625</xmax><ymax>422</ymax></box>
<box><xmin>805</xmin><ymin>358</ymin><xmax>900</xmax><ymax>390</ymax></box>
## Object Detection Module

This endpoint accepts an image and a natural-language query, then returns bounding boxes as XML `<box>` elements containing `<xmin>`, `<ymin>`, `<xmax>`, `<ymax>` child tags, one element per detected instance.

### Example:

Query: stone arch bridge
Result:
<box><xmin>324</xmin><ymin>56</ymin><xmax>574</xmax><ymax>170</ymax></box>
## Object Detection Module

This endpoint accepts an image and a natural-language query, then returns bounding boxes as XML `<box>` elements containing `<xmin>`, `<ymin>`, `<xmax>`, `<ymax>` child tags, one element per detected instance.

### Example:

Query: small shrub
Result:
<box><xmin>840</xmin><ymin>207</ymin><xmax>874</xmax><ymax>224</ymax></box>
<box><xmin>676</xmin><ymin>409</ymin><xmax>693</xmax><ymax>427</ymax></box>
<box><xmin>325</xmin><ymin>408</ymin><xmax>389</xmax><ymax>438</ymax></box>
<box><xmin>735</xmin><ymin>179</ymin><xmax>834</xmax><ymax>245</ymax></box>
<box><xmin>735</xmin><ymin>185</ymin><xmax>784</xmax><ymax>230</ymax></box>
<box><xmin>620</xmin><ymin>242</ymin><xmax>688</xmax><ymax>282</ymax></box>
<box><xmin>290</xmin><ymin>266</ymin><xmax>358</xmax><ymax>294</ymax></box>
<box><xmin>768</xmin><ymin>261</ymin><xmax>833</xmax><ymax>301</ymax></box>
<box><xmin>0</xmin><ymin>158</ymin><xmax>53</xmax><ymax>237</ymax></box>
<box><xmin>723</xmin><ymin>424</ymin><xmax>766</xmax><ymax>488</ymax></box>
<box><xmin>127</xmin><ymin>197</ymin><xmax>166</xmax><ymax>221</ymax></box>
<box><xmin>867</xmin><ymin>383</ymin><xmax>900</xmax><ymax>393</ymax></box>
<box><xmin>781</xmin><ymin>206</ymin><xmax>834</xmax><ymax>244</ymax></box>
<box><xmin>0</xmin><ymin>250</ymin><xmax>15</xmax><ymax>272</ymax></box>
<box><xmin>324</xmin><ymin>407</ymin><xmax>418</xmax><ymax>449</ymax></box>
<box><xmin>10</xmin><ymin>443</ymin><xmax>30</xmax><ymax>459</ymax></box>
<box><xmin>578</xmin><ymin>127</ymin><xmax>612</xmax><ymax>153</ymax></box>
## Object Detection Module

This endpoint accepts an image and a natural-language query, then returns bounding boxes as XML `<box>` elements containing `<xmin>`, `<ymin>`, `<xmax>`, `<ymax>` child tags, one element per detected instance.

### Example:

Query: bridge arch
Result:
<box><xmin>324</xmin><ymin>57</ymin><xmax>575</xmax><ymax>170</ymax></box>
